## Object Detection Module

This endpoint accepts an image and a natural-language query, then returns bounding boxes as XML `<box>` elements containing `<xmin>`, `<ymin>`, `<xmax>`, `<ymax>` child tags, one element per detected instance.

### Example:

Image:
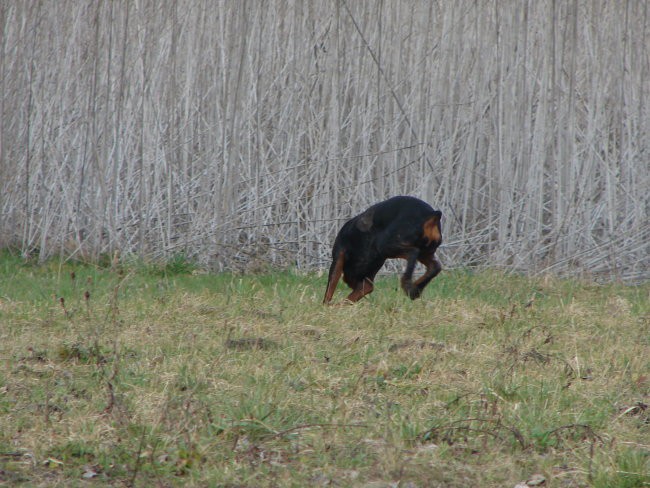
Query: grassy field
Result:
<box><xmin>0</xmin><ymin>252</ymin><xmax>648</xmax><ymax>487</ymax></box>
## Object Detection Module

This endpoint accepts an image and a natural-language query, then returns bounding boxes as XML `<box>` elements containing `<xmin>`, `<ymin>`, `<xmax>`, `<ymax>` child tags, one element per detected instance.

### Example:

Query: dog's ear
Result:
<box><xmin>356</xmin><ymin>209</ymin><xmax>374</xmax><ymax>231</ymax></box>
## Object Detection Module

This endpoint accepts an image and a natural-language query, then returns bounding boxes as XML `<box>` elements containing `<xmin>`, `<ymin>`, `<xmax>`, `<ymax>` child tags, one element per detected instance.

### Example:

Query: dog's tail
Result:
<box><xmin>323</xmin><ymin>249</ymin><xmax>345</xmax><ymax>304</ymax></box>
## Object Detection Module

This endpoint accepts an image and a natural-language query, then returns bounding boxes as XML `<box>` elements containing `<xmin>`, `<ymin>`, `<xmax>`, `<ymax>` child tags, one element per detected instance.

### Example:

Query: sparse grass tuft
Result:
<box><xmin>0</xmin><ymin>256</ymin><xmax>648</xmax><ymax>486</ymax></box>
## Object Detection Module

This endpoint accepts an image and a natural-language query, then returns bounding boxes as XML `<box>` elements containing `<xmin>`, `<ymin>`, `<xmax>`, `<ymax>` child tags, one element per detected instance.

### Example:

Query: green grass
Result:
<box><xmin>0</xmin><ymin>251</ymin><xmax>648</xmax><ymax>487</ymax></box>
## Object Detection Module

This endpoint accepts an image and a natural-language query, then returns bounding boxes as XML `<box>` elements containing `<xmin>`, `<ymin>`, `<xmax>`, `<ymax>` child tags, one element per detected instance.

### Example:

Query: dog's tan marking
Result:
<box><xmin>423</xmin><ymin>215</ymin><xmax>441</xmax><ymax>245</ymax></box>
<box><xmin>323</xmin><ymin>251</ymin><xmax>345</xmax><ymax>304</ymax></box>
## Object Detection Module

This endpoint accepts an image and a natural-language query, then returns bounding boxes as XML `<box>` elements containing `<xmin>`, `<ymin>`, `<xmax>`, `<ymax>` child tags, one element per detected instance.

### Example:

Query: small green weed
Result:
<box><xmin>593</xmin><ymin>448</ymin><xmax>650</xmax><ymax>488</ymax></box>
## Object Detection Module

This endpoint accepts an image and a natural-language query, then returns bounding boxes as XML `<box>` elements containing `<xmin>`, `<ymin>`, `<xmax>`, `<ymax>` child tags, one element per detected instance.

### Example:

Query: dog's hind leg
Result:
<box><xmin>323</xmin><ymin>251</ymin><xmax>345</xmax><ymax>304</ymax></box>
<box><xmin>345</xmin><ymin>278</ymin><xmax>374</xmax><ymax>303</ymax></box>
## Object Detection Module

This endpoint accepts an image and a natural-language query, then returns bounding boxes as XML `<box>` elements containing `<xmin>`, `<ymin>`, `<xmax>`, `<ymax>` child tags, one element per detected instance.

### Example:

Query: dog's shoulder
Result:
<box><xmin>368</xmin><ymin>196</ymin><xmax>435</xmax><ymax>226</ymax></box>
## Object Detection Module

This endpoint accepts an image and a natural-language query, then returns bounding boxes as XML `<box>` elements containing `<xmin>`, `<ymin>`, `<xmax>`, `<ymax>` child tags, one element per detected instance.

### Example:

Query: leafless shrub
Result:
<box><xmin>0</xmin><ymin>1</ymin><xmax>647</xmax><ymax>281</ymax></box>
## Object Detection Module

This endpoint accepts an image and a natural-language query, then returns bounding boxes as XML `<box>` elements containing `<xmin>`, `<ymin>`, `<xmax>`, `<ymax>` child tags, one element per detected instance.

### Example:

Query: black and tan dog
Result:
<box><xmin>323</xmin><ymin>196</ymin><xmax>442</xmax><ymax>304</ymax></box>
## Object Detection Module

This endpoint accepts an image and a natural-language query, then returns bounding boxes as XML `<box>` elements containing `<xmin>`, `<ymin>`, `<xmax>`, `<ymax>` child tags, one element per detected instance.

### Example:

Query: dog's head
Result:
<box><xmin>423</xmin><ymin>211</ymin><xmax>442</xmax><ymax>245</ymax></box>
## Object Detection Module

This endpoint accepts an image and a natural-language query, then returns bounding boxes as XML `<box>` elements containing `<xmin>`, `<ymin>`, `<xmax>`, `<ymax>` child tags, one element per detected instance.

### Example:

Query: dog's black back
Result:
<box><xmin>324</xmin><ymin>196</ymin><xmax>442</xmax><ymax>304</ymax></box>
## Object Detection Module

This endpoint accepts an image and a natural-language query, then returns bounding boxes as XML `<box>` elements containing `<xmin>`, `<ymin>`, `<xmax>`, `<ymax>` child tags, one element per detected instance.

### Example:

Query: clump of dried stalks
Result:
<box><xmin>0</xmin><ymin>1</ymin><xmax>647</xmax><ymax>281</ymax></box>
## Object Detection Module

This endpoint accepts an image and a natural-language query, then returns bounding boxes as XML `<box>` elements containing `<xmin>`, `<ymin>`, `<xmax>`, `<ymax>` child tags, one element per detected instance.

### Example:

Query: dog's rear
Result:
<box><xmin>324</xmin><ymin>196</ymin><xmax>442</xmax><ymax>304</ymax></box>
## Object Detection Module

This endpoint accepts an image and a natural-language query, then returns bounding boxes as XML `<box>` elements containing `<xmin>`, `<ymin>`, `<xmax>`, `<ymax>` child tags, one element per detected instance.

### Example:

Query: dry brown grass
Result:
<box><xmin>0</xmin><ymin>256</ymin><xmax>648</xmax><ymax>486</ymax></box>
